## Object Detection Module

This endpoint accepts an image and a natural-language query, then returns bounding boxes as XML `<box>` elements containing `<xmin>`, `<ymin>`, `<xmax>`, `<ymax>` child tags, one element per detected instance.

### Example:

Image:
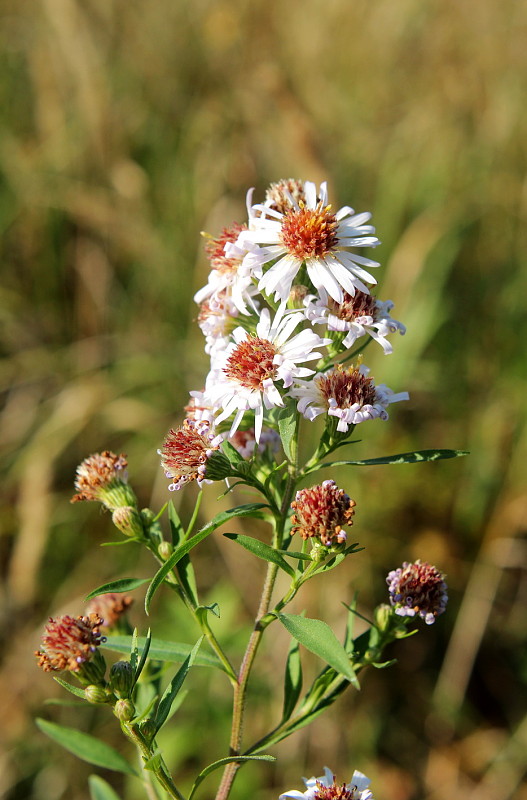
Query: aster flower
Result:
<box><xmin>71</xmin><ymin>451</ymin><xmax>136</xmax><ymax>510</ymax></box>
<box><xmin>194</xmin><ymin>223</ymin><xmax>260</xmax><ymax>316</ymax></box>
<box><xmin>36</xmin><ymin>613</ymin><xmax>105</xmax><ymax>675</ymax></box>
<box><xmin>159</xmin><ymin>419</ymin><xmax>223</xmax><ymax>491</ymax></box>
<box><xmin>386</xmin><ymin>560</ymin><xmax>448</xmax><ymax>624</ymax></box>
<box><xmin>86</xmin><ymin>593</ymin><xmax>133</xmax><ymax>628</ymax></box>
<box><xmin>279</xmin><ymin>766</ymin><xmax>373</xmax><ymax>800</ymax></box>
<box><xmin>305</xmin><ymin>288</ymin><xmax>406</xmax><ymax>355</ymax></box>
<box><xmin>208</xmin><ymin>303</ymin><xmax>330</xmax><ymax>442</ymax></box>
<box><xmin>291</xmin><ymin>363</ymin><xmax>409</xmax><ymax>433</ymax></box>
<box><xmin>264</xmin><ymin>178</ymin><xmax>308</xmax><ymax>214</ymax></box>
<box><xmin>291</xmin><ymin>480</ymin><xmax>356</xmax><ymax>546</ymax></box>
<box><xmin>236</xmin><ymin>180</ymin><xmax>380</xmax><ymax>304</ymax></box>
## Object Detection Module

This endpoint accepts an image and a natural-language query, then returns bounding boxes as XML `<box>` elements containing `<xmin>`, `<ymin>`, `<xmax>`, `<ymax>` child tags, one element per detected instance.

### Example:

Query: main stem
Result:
<box><xmin>215</xmin><ymin>469</ymin><xmax>297</xmax><ymax>800</ymax></box>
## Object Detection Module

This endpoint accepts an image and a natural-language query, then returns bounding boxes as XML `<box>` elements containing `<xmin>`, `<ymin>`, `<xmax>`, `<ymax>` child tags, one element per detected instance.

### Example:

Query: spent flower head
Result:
<box><xmin>86</xmin><ymin>593</ymin><xmax>134</xmax><ymax>628</ymax></box>
<box><xmin>36</xmin><ymin>613</ymin><xmax>106</xmax><ymax>677</ymax></box>
<box><xmin>238</xmin><ymin>180</ymin><xmax>380</xmax><ymax>303</ymax></box>
<box><xmin>291</xmin><ymin>480</ymin><xmax>356</xmax><ymax>547</ymax></box>
<box><xmin>159</xmin><ymin>418</ymin><xmax>223</xmax><ymax>491</ymax></box>
<box><xmin>280</xmin><ymin>766</ymin><xmax>373</xmax><ymax>800</ymax></box>
<box><xmin>71</xmin><ymin>451</ymin><xmax>135</xmax><ymax>510</ymax></box>
<box><xmin>387</xmin><ymin>559</ymin><xmax>448</xmax><ymax>624</ymax></box>
<box><xmin>292</xmin><ymin>363</ymin><xmax>409</xmax><ymax>432</ymax></box>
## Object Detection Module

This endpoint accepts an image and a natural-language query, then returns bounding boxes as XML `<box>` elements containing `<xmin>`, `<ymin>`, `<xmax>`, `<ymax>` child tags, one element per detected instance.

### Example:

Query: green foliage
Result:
<box><xmin>36</xmin><ymin>719</ymin><xmax>137</xmax><ymax>776</ymax></box>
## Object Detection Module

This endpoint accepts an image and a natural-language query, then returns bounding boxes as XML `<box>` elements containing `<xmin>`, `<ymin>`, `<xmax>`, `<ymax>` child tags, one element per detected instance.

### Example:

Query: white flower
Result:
<box><xmin>279</xmin><ymin>766</ymin><xmax>374</xmax><ymax>800</ymax></box>
<box><xmin>304</xmin><ymin>288</ymin><xmax>406</xmax><ymax>354</ymax></box>
<box><xmin>291</xmin><ymin>364</ymin><xmax>409</xmax><ymax>433</ymax></box>
<box><xmin>206</xmin><ymin>303</ymin><xmax>330</xmax><ymax>442</ymax></box>
<box><xmin>236</xmin><ymin>181</ymin><xmax>380</xmax><ymax>304</ymax></box>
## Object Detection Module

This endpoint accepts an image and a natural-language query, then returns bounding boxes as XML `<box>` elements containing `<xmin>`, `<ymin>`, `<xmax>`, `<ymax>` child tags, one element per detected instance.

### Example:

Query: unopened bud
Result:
<box><xmin>77</xmin><ymin>648</ymin><xmax>107</xmax><ymax>685</ymax></box>
<box><xmin>112</xmin><ymin>506</ymin><xmax>144</xmax><ymax>538</ymax></box>
<box><xmin>113</xmin><ymin>699</ymin><xmax>135</xmax><ymax>722</ymax></box>
<box><xmin>139</xmin><ymin>719</ymin><xmax>156</xmax><ymax>743</ymax></box>
<box><xmin>374</xmin><ymin>603</ymin><xmax>393</xmax><ymax>633</ymax></box>
<box><xmin>140</xmin><ymin>508</ymin><xmax>155</xmax><ymax>526</ymax></box>
<box><xmin>157</xmin><ymin>541</ymin><xmax>173</xmax><ymax>561</ymax></box>
<box><xmin>84</xmin><ymin>684</ymin><xmax>111</xmax><ymax>704</ymax></box>
<box><xmin>109</xmin><ymin>661</ymin><xmax>134</xmax><ymax>699</ymax></box>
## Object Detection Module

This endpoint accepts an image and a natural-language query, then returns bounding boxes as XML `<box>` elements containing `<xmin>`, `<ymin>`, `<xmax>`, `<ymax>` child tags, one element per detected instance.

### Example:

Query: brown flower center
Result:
<box><xmin>313</xmin><ymin>779</ymin><xmax>357</xmax><ymax>800</ymax></box>
<box><xmin>316</xmin><ymin>366</ymin><xmax>376</xmax><ymax>409</ymax></box>
<box><xmin>224</xmin><ymin>336</ymin><xmax>278</xmax><ymax>390</ymax></box>
<box><xmin>327</xmin><ymin>290</ymin><xmax>377</xmax><ymax>322</ymax></box>
<box><xmin>280</xmin><ymin>204</ymin><xmax>339</xmax><ymax>260</ymax></box>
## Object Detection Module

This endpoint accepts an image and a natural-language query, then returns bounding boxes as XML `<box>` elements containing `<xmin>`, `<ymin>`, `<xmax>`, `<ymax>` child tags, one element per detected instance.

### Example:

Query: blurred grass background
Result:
<box><xmin>1</xmin><ymin>0</ymin><xmax>526</xmax><ymax>798</ymax></box>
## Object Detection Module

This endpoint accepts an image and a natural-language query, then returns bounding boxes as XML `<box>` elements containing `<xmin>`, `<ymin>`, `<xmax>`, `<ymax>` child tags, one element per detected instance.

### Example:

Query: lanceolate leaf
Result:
<box><xmin>169</xmin><ymin>502</ymin><xmax>199</xmax><ymax>605</ymax></box>
<box><xmin>144</xmin><ymin>503</ymin><xmax>268</xmax><ymax>614</ymax></box>
<box><xmin>277</xmin><ymin>399</ymin><xmax>297</xmax><ymax>462</ymax></box>
<box><xmin>133</xmin><ymin>628</ymin><xmax>152</xmax><ymax>684</ymax></box>
<box><xmin>315</xmin><ymin>448</ymin><xmax>469</xmax><ymax>470</ymax></box>
<box><xmin>36</xmin><ymin>719</ymin><xmax>137</xmax><ymax>776</ymax></box>
<box><xmin>223</xmin><ymin>533</ymin><xmax>296</xmax><ymax>577</ymax></box>
<box><xmin>85</xmin><ymin>577</ymin><xmax>149</xmax><ymax>601</ymax></box>
<box><xmin>53</xmin><ymin>677</ymin><xmax>87</xmax><ymax>699</ymax></box>
<box><xmin>167</xmin><ymin>501</ymin><xmax>185</xmax><ymax>545</ymax></box>
<box><xmin>188</xmin><ymin>755</ymin><xmax>275</xmax><ymax>800</ymax></box>
<box><xmin>277</xmin><ymin>613</ymin><xmax>358</xmax><ymax>687</ymax></box>
<box><xmin>89</xmin><ymin>775</ymin><xmax>122</xmax><ymax>800</ymax></box>
<box><xmin>154</xmin><ymin>637</ymin><xmax>203</xmax><ymax>734</ymax></box>
<box><xmin>282</xmin><ymin>639</ymin><xmax>302</xmax><ymax>722</ymax></box>
<box><xmin>103</xmin><ymin>636</ymin><xmax>223</xmax><ymax>670</ymax></box>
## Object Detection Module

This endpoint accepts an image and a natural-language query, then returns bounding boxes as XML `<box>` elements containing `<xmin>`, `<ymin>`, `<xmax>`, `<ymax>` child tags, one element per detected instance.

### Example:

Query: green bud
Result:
<box><xmin>202</xmin><ymin>450</ymin><xmax>233</xmax><ymax>481</ymax></box>
<box><xmin>310</xmin><ymin>541</ymin><xmax>329</xmax><ymax>562</ymax></box>
<box><xmin>113</xmin><ymin>699</ymin><xmax>135</xmax><ymax>722</ymax></box>
<box><xmin>84</xmin><ymin>684</ymin><xmax>111</xmax><ymax>704</ymax></box>
<box><xmin>101</xmin><ymin>481</ymin><xmax>138</xmax><ymax>511</ymax></box>
<box><xmin>76</xmin><ymin>648</ymin><xmax>107</xmax><ymax>685</ymax></box>
<box><xmin>109</xmin><ymin>661</ymin><xmax>134</xmax><ymax>699</ymax></box>
<box><xmin>157</xmin><ymin>541</ymin><xmax>173</xmax><ymax>561</ymax></box>
<box><xmin>139</xmin><ymin>719</ymin><xmax>156</xmax><ymax>743</ymax></box>
<box><xmin>112</xmin><ymin>506</ymin><xmax>144</xmax><ymax>538</ymax></box>
<box><xmin>374</xmin><ymin>603</ymin><xmax>393</xmax><ymax>633</ymax></box>
<box><xmin>140</xmin><ymin>508</ymin><xmax>156</xmax><ymax>526</ymax></box>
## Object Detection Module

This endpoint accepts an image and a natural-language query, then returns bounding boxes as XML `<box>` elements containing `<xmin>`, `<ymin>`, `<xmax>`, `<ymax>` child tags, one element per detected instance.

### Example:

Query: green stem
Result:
<box><xmin>122</xmin><ymin>721</ymin><xmax>186</xmax><ymax>800</ymax></box>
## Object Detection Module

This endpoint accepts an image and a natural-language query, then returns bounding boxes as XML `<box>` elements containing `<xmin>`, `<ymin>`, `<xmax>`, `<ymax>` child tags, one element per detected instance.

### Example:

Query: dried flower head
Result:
<box><xmin>292</xmin><ymin>363</ymin><xmax>409</xmax><ymax>432</ymax></box>
<box><xmin>86</xmin><ymin>593</ymin><xmax>133</xmax><ymax>628</ymax></box>
<box><xmin>159</xmin><ymin>419</ymin><xmax>223</xmax><ymax>491</ymax></box>
<box><xmin>280</xmin><ymin>766</ymin><xmax>373</xmax><ymax>800</ymax></box>
<box><xmin>291</xmin><ymin>480</ymin><xmax>356</xmax><ymax>546</ymax></box>
<box><xmin>36</xmin><ymin>613</ymin><xmax>105</xmax><ymax>673</ymax></box>
<box><xmin>265</xmin><ymin>178</ymin><xmax>307</xmax><ymax>214</ymax></box>
<box><xmin>386</xmin><ymin>559</ymin><xmax>448</xmax><ymax>624</ymax></box>
<box><xmin>71</xmin><ymin>451</ymin><xmax>134</xmax><ymax>510</ymax></box>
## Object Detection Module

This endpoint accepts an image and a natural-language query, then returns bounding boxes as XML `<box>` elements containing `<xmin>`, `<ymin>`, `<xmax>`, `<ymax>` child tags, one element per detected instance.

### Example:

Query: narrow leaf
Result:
<box><xmin>277</xmin><ymin>400</ymin><xmax>297</xmax><ymax>462</ymax></box>
<box><xmin>154</xmin><ymin>637</ymin><xmax>203</xmax><ymax>734</ymax></box>
<box><xmin>277</xmin><ymin>549</ymin><xmax>312</xmax><ymax>562</ymax></box>
<box><xmin>53</xmin><ymin>677</ymin><xmax>87</xmax><ymax>699</ymax></box>
<box><xmin>89</xmin><ymin>775</ymin><xmax>121</xmax><ymax>800</ymax></box>
<box><xmin>167</xmin><ymin>501</ymin><xmax>185</xmax><ymax>545</ymax></box>
<box><xmin>189</xmin><ymin>755</ymin><xmax>275</xmax><ymax>800</ymax></box>
<box><xmin>145</xmin><ymin>504</ymin><xmax>267</xmax><ymax>614</ymax></box>
<box><xmin>85</xmin><ymin>578</ymin><xmax>149</xmax><ymax>601</ymax></box>
<box><xmin>278</xmin><ymin>614</ymin><xmax>358</xmax><ymax>686</ymax></box>
<box><xmin>36</xmin><ymin>719</ymin><xmax>137</xmax><ymax>775</ymax></box>
<box><xmin>221</xmin><ymin>439</ymin><xmax>245</xmax><ymax>464</ymax></box>
<box><xmin>129</xmin><ymin>628</ymin><xmax>139</xmax><ymax>673</ymax></box>
<box><xmin>133</xmin><ymin>628</ymin><xmax>152</xmax><ymax>684</ymax></box>
<box><xmin>103</xmin><ymin>636</ymin><xmax>223</xmax><ymax>670</ymax></box>
<box><xmin>317</xmin><ymin>448</ymin><xmax>469</xmax><ymax>469</ymax></box>
<box><xmin>223</xmin><ymin>534</ymin><xmax>295</xmax><ymax>577</ymax></box>
<box><xmin>282</xmin><ymin>639</ymin><xmax>302</xmax><ymax>722</ymax></box>
<box><xmin>168</xmin><ymin>501</ymin><xmax>199</xmax><ymax>603</ymax></box>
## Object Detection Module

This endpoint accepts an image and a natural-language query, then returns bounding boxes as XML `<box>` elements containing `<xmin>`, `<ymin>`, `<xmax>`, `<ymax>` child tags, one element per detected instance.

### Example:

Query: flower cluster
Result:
<box><xmin>35</xmin><ymin>613</ymin><xmax>105</xmax><ymax>674</ymax></box>
<box><xmin>160</xmin><ymin>179</ymin><xmax>408</xmax><ymax>488</ymax></box>
<box><xmin>387</xmin><ymin>559</ymin><xmax>448</xmax><ymax>624</ymax></box>
<box><xmin>291</xmin><ymin>480</ymin><xmax>356</xmax><ymax>547</ymax></box>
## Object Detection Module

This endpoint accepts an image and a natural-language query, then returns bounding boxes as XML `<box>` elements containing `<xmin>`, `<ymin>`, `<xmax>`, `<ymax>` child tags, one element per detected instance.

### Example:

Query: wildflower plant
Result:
<box><xmin>35</xmin><ymin>179</ymin><xmax>466</xmax><ymax>800</ymax></box>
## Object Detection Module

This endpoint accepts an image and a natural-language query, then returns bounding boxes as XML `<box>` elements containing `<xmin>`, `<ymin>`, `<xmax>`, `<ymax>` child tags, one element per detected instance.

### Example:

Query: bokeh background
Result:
<box><xmin>1</xmin><ymin>1</ymin><xmax>526</xmax><ymax>798</ymax></box>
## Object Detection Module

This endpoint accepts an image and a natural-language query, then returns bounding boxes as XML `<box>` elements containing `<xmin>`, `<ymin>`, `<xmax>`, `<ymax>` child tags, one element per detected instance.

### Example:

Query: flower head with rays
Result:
<box><xmin>291</xmin><ymin>362</ymin><xmax>409</xmax><ymax>433</ymax></box>
<box><xmin>279</xmin><ymin>766</ymin><xmax>373</xmax><ymax>800</ymax></box>
<box><xmin>208</xmin><ymin>303</ymin><xmax>330</xmax><ymax>442</ymax></box>
<box><xmin>305</xmin><ymin>288</ymin><xmax>406</xmax><ymax>355</ymax></box>
<box><xmin>236</xmin><ymin>181</ymin><xmax>380</xmax><ymax>304</ymax></box>
<box><xmin>387</xmin><ymin>560</ymin><xmax>448</xmax><ymax>624</ymax></box>
<box><xmin>159</xmin><ymin>419</ymin><xmax>223</xmax><ymax>491</ymax></box>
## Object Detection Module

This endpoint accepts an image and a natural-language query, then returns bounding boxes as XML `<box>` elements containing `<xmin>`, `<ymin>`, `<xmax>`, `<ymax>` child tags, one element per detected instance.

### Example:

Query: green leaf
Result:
<box><xmin>277</xmin><ymin>549</ymin><xmax>312</xmax><ymax>562</ymax></box>
<box><xmin>154</xmin><ymin>637</ymin><xmax>203</xmax><ymax>734</ymax></box>
<box><xmin>133</xmin><ymin>628</ymin><xmax>152</xmax><ymax>684</ymax></box>
<box><xmin>188</xmin><ymin>755</ymin><xmax>275</xmax><ymax>800</ymax></box>
<box><xmin>223</xmin><ymin>534</ymin><xmax>295</xmax><ymax>577</ymax></box>
<box><xmin>104</xmin><ymin>636</ymin><xmax>223</xmax><ymax>669</ymax></box>
<box><xmin>89</xmin><ymin>775</ymin><xmax>122</xmax><ymax>800</ymax></box>
<box><xmin>169</xmin><ymin>503</ymin><xmax>199</xmax><ymax>604</ymax></box>
<box><xmin>85</xmin><ymin>577</ymin><xmax>149</xmax><ymax>601</ymax></box>
<box><xmin>36</xmin><ymin>719</ymin><xmax>137</xmax><ymax>776</ymax></box>
<box><xmin>221</xmin><ymin>439</ymin><xmax>245</xmax><ymax>464</ymax></box>
<box><xmin>277</xmin><ymin>613</ymin><xmax>359</xmax><ymax>687</ymax></box>
<box><xmin>317</xmin><ymin>448</ymin><xmax>469</xmax><ymax>469</ymax></box>
<box><xmin>277</xmin><ymin>399</ymin><xmax>297</xmax><ymax>462</ymax></box>
<box><xmin>53</xmin><ymin>677</ymin><xmax>87</xmax><ymax>699</ymax></box>
<box><xmin>282</xmin><ymin>639</ymin><xmax>302</xmax><ymax>722</ymax></box>
<box><xmin>144</xmin><ymin>503</ymin><xmax>268</xmax><ymax>614</ymax></box>
<box><xmin>129</xmin><ymin>628</ymin><xmax>139</xmax><ymax>673</ymax></box>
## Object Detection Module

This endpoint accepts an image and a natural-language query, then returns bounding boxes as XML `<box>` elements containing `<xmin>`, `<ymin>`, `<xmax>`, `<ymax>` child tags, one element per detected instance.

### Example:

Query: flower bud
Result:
<box><xmin>374</xmin><ymin>603</ymin><xmax>393</xmax><ymax>633</ymax></box>
<box><xmin>157</xmin><ymin>541</ymin><xmax>173</xmax><ymax>561</ymax></box>
<box><xmin>76</xmin><ymin>647</ymin><xmax>107</xmax><ymax>686</ymax></box>
<box><xmin>139</xmin><ymin>719</ymin><xmax>156</xmax><ymax>743</ymax></box>
<box><xmin>113</xmin><ymin>699</ymin><xmax>135</xmax><ymax>722</ymax></box>
<box><xmin>109</xmin><ymin>661</ymin><xmax>134</xmax><ymax>699</ymax></box>
<box><xmin>112</xmin><ymin>506</ymin><xmax>144</xmax><ymax>538</ymax></box>
<box><xmin>84</xmin><ymin>684</ymin><xmax>111</xmax><ymax>704</ymax></box>
<box><xmin>140</xmin><ymin>508</ymin><xmax>156</xmax><ymax>526</ymax></box>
